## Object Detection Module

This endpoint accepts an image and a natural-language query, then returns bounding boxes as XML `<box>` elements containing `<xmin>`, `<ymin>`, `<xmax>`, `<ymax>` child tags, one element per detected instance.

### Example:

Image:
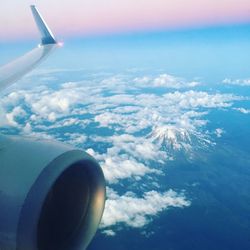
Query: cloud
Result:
<box><xmin>92</xmin><ymin>134</ymin><xmax>167</xmax><ymax>162</ymax></box>
<box><xmin>134</xmin><ymin>74</ymin><xmax>200</xmax><ymax>89</ymax></box>
<box><xmin>102</xmin><ymin>229</ymin><xmax>116</xmax><ymax>236</ymax></box>
<box><xmin>92</xmin><ymin>90</ymin><xmax>241</xmax><ymax>135</ymax></box>
<box><xmin>214</xmin><ymin>128</ymin><xmax>225</xmax><ymax>138</ymax></box>
<box><xmin>223</xmin><ymin>78</ymin><xmax>250</xmax><ymax>86</ymax></box>
<box><xmin>65</xmin><ymin>133</ymin><xmax>87</xmax><ymax>146</ymax></box>
<box><xmin>102</xmin><ymin>156</ymin><xmax>161</xmax><ymax>183</ymax></box>
<box><xmin>101</xmin><ymin>188</ymin><xmax>191</xmax><ymax>233</ymax></box>
<box><xmin>0</xmin><ymin>71</ymin><xmax>244</xmax><ymax>184</ymax></box>
<box><xmin>5</xmin><ymin>106</ymin><xmax>27</xmax><ymax>127</ymax></box>
<box><xmin>233</xmin><ymin>107</ymin><xmax>250</xmax><ymax>114</ymax></box>
<box><xmin>87</xmin><ymin>145</ymin><xmax>163</xmax><ymax>184</ymax></box>
<box><xmin>1</xmin><ymin>72</ymin><xmax>242</xmax><ymax>136</ymax></box>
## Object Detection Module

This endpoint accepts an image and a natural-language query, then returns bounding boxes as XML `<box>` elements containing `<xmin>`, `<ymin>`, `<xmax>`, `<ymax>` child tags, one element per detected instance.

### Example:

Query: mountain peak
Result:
<box><xmin>148</xmin><ymin>125</ymin><xmax>212</xmax><ymax>157</ymax></box>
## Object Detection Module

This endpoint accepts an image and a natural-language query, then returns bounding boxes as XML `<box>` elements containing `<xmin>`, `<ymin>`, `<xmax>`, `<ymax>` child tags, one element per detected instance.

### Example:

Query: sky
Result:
<box><xmin>1</xmin><ymin>0</ymin><xmax>250</xmax><ymax>40</ymax></box>
<box><xmin>0</xmin><ymin>0</ymin><xmax>250</xmax><ymax>84</ymax></box>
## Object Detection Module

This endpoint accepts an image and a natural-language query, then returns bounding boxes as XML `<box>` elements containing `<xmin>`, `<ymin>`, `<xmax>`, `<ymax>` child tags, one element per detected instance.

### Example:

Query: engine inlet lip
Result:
<box><xmin>16</xmin><ymin>150</ymin><xmax>106</xmax><ymax>250</ymax></box>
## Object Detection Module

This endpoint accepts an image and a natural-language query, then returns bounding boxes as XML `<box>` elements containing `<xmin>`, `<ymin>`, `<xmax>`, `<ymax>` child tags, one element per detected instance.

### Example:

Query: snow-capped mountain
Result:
<box><xmin>148</xmin><ymin>125</ymin><xmax>212</xmax><ymax>158</ymax></box>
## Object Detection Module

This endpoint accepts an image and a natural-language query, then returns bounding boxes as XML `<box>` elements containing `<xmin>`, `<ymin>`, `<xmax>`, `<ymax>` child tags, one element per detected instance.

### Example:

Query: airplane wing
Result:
<box><xmin>0</xmin><ymin>6</ymin><xmax>106</xmax><ymax>250</ymax></box>
<box><xmin>0</xmin><ymin>5</ymin><xmax>59</xmax><ymax>92</ymax></box>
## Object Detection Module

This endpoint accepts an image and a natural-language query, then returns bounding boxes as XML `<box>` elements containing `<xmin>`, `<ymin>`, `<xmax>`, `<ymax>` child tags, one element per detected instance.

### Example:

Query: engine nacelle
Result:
<box><xmin>0</xmin><ymin>135</ymin><xmax>106</xmax><ymax>250</ymax></box>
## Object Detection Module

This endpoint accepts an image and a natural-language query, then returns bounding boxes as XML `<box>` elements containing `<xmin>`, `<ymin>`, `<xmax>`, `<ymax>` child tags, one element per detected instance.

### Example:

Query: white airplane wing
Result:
<box><xmin>0</xmin><ymin>5</ymin><xmax>59</xmax><ymax>92</ymax></box>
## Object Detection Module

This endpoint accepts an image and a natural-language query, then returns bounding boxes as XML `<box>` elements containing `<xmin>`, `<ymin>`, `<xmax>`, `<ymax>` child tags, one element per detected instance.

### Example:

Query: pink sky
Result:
<box><xmin>1</xmin><ymin>0</ymin><xmax>250</xmax><ymax>40</ymax></box>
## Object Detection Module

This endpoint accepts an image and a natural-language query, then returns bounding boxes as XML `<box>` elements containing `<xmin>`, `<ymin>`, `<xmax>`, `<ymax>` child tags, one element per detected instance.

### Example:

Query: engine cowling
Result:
<box><xmin>0</xmin><ymin>135</ymin><xmax>106</xmax><ymax>250</ymax></box>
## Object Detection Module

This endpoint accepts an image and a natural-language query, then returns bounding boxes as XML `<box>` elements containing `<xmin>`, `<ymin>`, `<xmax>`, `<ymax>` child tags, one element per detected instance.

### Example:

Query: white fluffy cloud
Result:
<box><xmin>102</xmin><ymin>156</ymin><xmax>161</xmax><ymax>183</ymax></box>
<box><xmin>5</xmin><ymin>106</ymin><xmax>27</xmax><ymax>127</ymax></box>
<box><xmin>87</xmin><ymin>133</ymin><xmax>166</xmax><ymax>183</ymax></box>
<box><xmin>101</xmin><ymin>188</ymin><xmax>190</xmax><ymax>233</ymax></box>
<box><xmin>134</xmin><ymin>74</ymin><xmax>200</xmax><ymax>89</ymax></box>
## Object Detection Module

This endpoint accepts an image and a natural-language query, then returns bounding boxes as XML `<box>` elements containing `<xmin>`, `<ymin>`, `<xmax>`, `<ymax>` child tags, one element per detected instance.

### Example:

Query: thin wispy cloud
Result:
<box><xmin>223</xmin><ymin>78</ymin><xmax>250</xmax><ymax>87</ymax></box>
<box><xmin>233</xmin><ymin>107</ymin><xmax>250</xmax><ymax>114</ymax></box>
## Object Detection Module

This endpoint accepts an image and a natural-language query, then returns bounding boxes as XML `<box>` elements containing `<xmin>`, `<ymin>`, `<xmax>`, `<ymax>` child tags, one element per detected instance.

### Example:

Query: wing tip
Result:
<box><xmin>30</xmin><ymin>5</ymin><xmax>57</xmax><ymax>45</ymax></box>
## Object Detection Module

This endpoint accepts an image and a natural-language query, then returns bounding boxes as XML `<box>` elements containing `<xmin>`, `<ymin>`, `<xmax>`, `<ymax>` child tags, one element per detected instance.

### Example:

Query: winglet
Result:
<box><xmin>30</xmin><ymin>5</ymin><xmax>57</xmax><ymax>45</ymax></box>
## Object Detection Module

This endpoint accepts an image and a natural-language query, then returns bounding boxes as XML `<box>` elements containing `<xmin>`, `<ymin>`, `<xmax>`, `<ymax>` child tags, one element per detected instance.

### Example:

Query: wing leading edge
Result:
<box><xmin>0</xmin><ymin>6</ymin><xmax>59</xmax><ymax>92</ymax></box>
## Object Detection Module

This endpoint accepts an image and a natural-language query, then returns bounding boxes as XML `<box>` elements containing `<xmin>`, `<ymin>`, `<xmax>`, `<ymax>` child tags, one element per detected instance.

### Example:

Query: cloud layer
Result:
<box><xmin>0</xmin><ymin>70</ymin><xmax>246</xmax><ymax>234</ymax></box>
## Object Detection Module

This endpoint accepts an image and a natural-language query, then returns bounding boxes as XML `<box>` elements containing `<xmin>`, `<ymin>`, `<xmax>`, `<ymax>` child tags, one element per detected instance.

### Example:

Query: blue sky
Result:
<box><xmin>1</xmin><ymin>23</ymin><xmax>249</xmax><ymax>84</ymax></box>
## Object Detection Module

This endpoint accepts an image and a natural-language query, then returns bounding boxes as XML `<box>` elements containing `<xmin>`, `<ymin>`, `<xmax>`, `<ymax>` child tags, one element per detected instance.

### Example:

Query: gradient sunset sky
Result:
<box><xmin>1</xmin><ymin>0</ymin><xmax>250</xmax><ymax>40</ymax></box>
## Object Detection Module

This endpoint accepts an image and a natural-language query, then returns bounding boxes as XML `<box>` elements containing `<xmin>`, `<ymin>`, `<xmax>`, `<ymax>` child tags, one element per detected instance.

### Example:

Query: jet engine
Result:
<box><xmin>0</xmin><ymin>135</ymin><xmax>106</xmax><ymax>250</ymax></box>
